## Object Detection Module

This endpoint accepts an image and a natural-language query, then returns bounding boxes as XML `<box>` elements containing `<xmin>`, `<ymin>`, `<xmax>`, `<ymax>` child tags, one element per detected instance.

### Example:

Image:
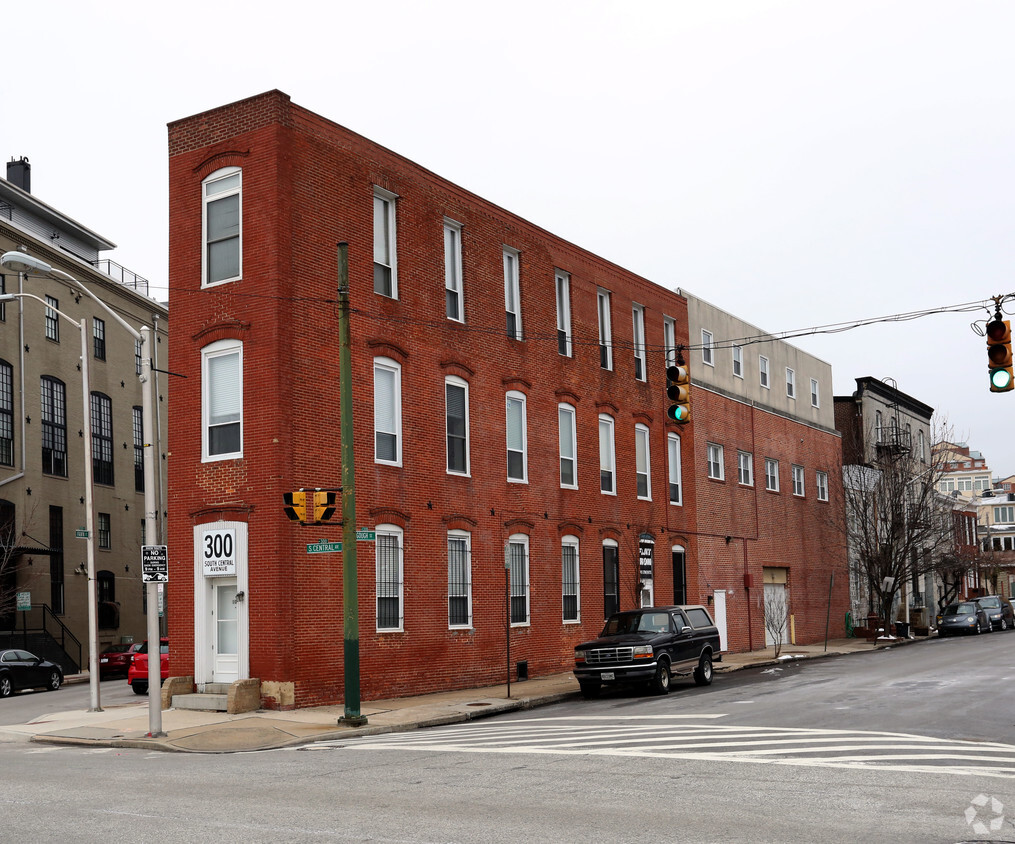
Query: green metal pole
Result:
<box><xmin>337</xmin><ymin>242</ymin><xmax>367</xmax><ymax>726</ymax></box>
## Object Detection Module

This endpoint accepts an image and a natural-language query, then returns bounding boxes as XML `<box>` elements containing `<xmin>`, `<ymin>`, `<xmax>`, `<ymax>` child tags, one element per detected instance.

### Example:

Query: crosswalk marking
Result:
<box><xmin>332</xmin><ymin>716</ymin><xmax>1015</xmax><ymax>780</ymax></box>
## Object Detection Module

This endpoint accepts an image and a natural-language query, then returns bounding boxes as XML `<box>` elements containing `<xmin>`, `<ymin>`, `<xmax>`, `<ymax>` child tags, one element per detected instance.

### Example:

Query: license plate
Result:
<box><xmin>100</xmin><ymin>658</ymin><xmax>108</xmax><ymax>663</ymax></box>
<box><xmin>601</xmin><ymin>672</ymin><xmax>615</xmax><ymax>681</ymax></box>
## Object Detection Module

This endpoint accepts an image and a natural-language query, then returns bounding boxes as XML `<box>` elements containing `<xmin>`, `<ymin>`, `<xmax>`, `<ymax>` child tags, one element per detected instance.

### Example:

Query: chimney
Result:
<box><xmin>6</xmin><ymin>157</ymin><xmax>30</xmax><ymax>193</ymax></box>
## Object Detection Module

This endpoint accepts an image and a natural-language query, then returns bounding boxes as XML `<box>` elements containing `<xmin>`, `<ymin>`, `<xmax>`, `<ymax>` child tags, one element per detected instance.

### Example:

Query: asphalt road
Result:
<box><xmin>0</xmin><ymin>675</ymin><xmax>140</xmax><ymax>726</ymax></box>
<box><xmin>3</xmin><ymin>634</ymin><xmax>1015</xmax><ymax>843</ymax></box>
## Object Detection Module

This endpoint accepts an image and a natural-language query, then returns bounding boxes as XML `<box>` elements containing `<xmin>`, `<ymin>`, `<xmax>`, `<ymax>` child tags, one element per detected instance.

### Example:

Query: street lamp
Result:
<box><xmin>0</xmin><ymin>252</ymin><xmax>162</xmax><ymax>734</ymax></box>
<box><xmin>0</xmin><ymin>290</ymin><xmax>100</xmax><ymax>711</ymax></box>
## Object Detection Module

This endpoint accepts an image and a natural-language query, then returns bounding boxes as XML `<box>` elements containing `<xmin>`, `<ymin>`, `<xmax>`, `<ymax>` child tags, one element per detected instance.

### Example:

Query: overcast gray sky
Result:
<box><xmin>7</xmin><ymin>1</ymin><xmax>1015</xmax><ymax>472</ymax></box>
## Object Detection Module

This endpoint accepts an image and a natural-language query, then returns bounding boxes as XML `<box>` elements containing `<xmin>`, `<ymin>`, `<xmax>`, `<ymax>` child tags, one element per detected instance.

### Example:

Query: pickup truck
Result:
<box><xmin>574</xmin><ymin>605</ymin><xmax>721</xmax><ymax>698</ymax></box>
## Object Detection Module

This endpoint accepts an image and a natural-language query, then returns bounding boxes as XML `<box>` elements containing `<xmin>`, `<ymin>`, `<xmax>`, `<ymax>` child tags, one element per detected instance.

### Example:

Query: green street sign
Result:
<box><xmin>355</xmin><ymin>530</ymin><xmax>376</xmax><ymax>542</ymax></box>
<box><xmin>307</xmin><ymin>541</ymin><xmax>343</xmax><ymax>554</ymax></box>
<box><xmin>75</xmin><ymin>528</ymin><xmax>89</xmax><ymax>539</ymax></box>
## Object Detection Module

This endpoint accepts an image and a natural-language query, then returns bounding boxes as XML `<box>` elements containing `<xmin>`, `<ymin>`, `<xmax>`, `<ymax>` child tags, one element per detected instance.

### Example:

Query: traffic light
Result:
<box><xmin>666</xmin><ymin>361</ymin><xmax>692</xmax><ymax>424</ymax></box>
<box><xmin>312</xmin><ymin>491</ymin><xmax>338</xmax><ymax>524</ymax></box>
<box><xmin>282</xmin><ymin>491</ymin><xmax>308</xmax><ymax>523</ymax></box>
<box><xmin>987</xmin><ymin>316</ymin><xmax>1014</xmax><ymax>393</ymax></box>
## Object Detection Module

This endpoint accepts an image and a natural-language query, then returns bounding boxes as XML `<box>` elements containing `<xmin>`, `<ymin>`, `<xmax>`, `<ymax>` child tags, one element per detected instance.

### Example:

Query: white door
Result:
<box><xmin>712</xmin><ymin>590</ymin><xmax>728</xmax><ymax>651</ymax></box>
<box><xmin>212</xmin><ymin>578</ymin><xmax>239</xmax><ymax>683</ymax></box>
<box><xmin>764</xmin><ymin>583</ymin><xmax>788</xmax><ymax>647</ymax></box>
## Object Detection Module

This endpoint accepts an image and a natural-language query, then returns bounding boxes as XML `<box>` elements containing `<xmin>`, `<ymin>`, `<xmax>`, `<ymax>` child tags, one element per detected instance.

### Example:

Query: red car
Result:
<box><xmin>99</xmin><ymin>643</ymin><xmax>141</xmax><ymax>679</ymax></box>
<box><xmin>127</xmin><ymin>638</ymin><xmax>169</xmax><ymax>695</ymax></box>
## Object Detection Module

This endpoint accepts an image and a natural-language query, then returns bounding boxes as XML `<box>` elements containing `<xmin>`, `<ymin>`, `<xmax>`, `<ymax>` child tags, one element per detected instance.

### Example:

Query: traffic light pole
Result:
<box><xmin>337</xmin><ymin>242</ymin><xmax>367</xmax><ymax>727</ymax></box>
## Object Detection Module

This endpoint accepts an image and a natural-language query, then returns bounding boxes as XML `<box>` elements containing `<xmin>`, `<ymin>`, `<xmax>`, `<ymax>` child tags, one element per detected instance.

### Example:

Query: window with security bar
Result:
<box><xmin>448</xmin><ymin>533</ymin><xmax>472</xmax><ymax>628</ymax></box>
<box><xmin>508</xmin><ymin>536</ymin><xmax>529</xmax><ymax>625</ymax></box>
<box><xmin>603</xmin><ymin>543</ymin><xmax>619</xmax><ymax>618</ymax></box>
<box><xmin>0</xmin><ymin>361</ymin><xmax>12</xmax><ymax>466</ymax></box>
<box><xmin>91</xmin><ymin>393</ymin><xmax>114</xmax><ymax>486</ymax></box>
<box><xmin>562</xmin><ymin>538</ymin><xmax>580</xmax><ymax>623</ymax></box>
<box><xmin>133</xmin><ymin>406</ymin><xmax>144</xmax><ymax>492</ymax></box>
<box><xmin>41</xmin><ymin>376</ymin><xmax>67</xmax><ymax>477</ymax></box>
<box><xmin>376</xmin><ymin>529</ymin><xmax>403</xmax><ymax>631</ymax></box>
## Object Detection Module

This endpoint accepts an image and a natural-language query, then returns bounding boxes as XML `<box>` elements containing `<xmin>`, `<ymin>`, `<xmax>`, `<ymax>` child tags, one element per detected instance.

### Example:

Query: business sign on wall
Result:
<box><xmin>202</xmin><ymin>528</ymin><xmax>236</xmax><ymax>576</ymax></box>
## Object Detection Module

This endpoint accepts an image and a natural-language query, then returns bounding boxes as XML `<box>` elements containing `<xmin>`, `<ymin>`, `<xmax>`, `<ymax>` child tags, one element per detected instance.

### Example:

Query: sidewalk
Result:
<box><xmin>0</xmin><ymin>636</ymin><xmax>920</xmax><ymax>754</ymax></box>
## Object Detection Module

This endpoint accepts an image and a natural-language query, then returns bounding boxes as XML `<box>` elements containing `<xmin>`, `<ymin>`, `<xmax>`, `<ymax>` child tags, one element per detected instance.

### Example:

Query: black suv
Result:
<box><xmin>977</xmin><ymin>595</ymin><xmax>1015</xmax><ymax>631</ymax></box>
<box><xmin>574</xmin><ymin>605</ymin><xmax>722</xmax><ymax>698</ymax></box>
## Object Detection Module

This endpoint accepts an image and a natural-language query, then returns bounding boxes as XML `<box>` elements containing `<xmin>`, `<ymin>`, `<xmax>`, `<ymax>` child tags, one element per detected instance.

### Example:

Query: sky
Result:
<box><xmin>6</xmin><ymin>0</ymin><xmax>1015</xmax><ymax>471</ymax></box>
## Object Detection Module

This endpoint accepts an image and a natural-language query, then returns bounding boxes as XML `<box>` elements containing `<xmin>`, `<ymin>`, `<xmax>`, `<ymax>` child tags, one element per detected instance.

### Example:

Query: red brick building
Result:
<box><xmin>167</xmin><ymin>91</ymin><xmax>712</xmax><ymax>707</ymax></box>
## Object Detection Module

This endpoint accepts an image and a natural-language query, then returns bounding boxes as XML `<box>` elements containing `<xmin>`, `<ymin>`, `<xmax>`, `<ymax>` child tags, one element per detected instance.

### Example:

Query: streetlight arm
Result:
<box><xmin>0</xmin><ymin>292</ymin><xmax>86</xmax><ymax>329</ymax></box>
<box><xmin>50</xmin><ymin>268</ymin><xmax>142</xmax><ymax>343</ymax></box>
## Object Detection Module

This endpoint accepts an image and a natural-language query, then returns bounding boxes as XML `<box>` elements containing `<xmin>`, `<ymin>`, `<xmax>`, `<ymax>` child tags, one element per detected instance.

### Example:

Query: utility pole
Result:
<box><xmin>337</xmin><ymin>242</ymin><xmax>367</xmax><ymax>727</ymax></box>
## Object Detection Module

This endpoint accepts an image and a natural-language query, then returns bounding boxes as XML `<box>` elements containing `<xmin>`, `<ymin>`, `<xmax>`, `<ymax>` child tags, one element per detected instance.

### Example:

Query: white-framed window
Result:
<box><xmin>45</xmin><ymin>295</ymin><xmax>59</xmax><ymax>342</ymax></box>
<box><xmin>448</xmin><ymin>530</ymin><xmax>472</xmax><ymax>628</ymax></box>
<box><xmin>995</xmin><ymin>506</ymin><xmax>1015</xmax><ymax>524</ymax></box>
<box><xmin>765</xmin><ymin>458</ymin><xmax>779</xmax><ymax>491</ymax></box>
<box><xmin>816</xmin><ymin>470</ymin><xmax>829</xmax><ymax>502</ymax></box>
<box><xmin>562</xmin><ymin>535</ymin><xmax>580</xmax><ymax>623</ymax></box>
<box><xmin>663</xmin><ymin>317</ymin><xmax>677</xmax><ymax>367</ymax></box>
<box><xmin>202</xmin><ymin>339</ymin><xmax>242</xmax><ymax>461</ymax></box>
<box><xmin>707</xmin><ymin>443</ymin><xmax>724</xmax><ymax>480</ymax></box>
<box><xmin>738</xmin><ymin>450</ymin><xmax>753</xmax><ymax>486</ymax></box>
<box><xmin>792</xmin><ymin>464</ymin><xmax>805</xmax><ymax>497</ymax></box>
<box><xmin>667</xmin><ymin>433</ymin><xmax>682</xmax><ymax>505</ymax></box>
<box><xmin>635</xmin><ymin>424</ymin><xmax>651</xmax><ymax>500</ymax></box>
<box><xmin>203</xmin><ymin>167</ymin><xmax>242</xmax><ymax>287</ymax></box>
<box><xmin>603</xmin><ymin>538</ymin><xmax>620</xmax><ymax>618</ymax></box>
<box><xmin>444</xmin><ymin>219</ymin><xmax>464</xmax><ymax>322</ymax></box>
<box><xmin>555</xmin><ymin>270</ymin><xmax>572</xmax><ymax>356</ymax></box>
<box><xmin>599</xmin><ymin>414</ymin><xmax>616</xmax><ymax>494</ymax></box>
<box><xmin>558</xmin><ymin>403</ymin><xmax>577</xmax><ymax>489</ymax></box>
<box><xmin>875</xmin><ymin>411</ymin><xmax>883</xmax><ymax>443</ymax></box>
<box><xmin>373</xmin><ymin>357</ymin><xmax>401</xmax><ymax>465</ymax></box>
<box><xmin>504</xmin><ymin>247</ymin><xmax>522</xmax><ymax>340</ymax></box>
<box><xmin>446</xmin><ymin>376</ymin><xmax>470</xmax><ymax>475</ymax></box>
<box><xmin>597</xmin><ymin>288</ymin><xmax>612</xmax><ymax>370</ymax></box>
<box><xmin>632</xmin><ymin>304</ymin><xmax>646</xmax><ymax>381</ymax></box>
<box><xmin>810</xmin><ymin>378</ymin><xmax>820</xmax><ymax>408</ymax></box>
<box><xmin>507</xmin><ymin>534</ymin><xmax>530</xmax><ymax>625</ymax></box>
<box><xmin>759</xmin><ymin>355</ymin><xmax>770</xmax><ymax>389</ymax></box>
<box><xmin>701</xmin><ymin>330</ymin><xmax>714</xmax><ymax>367</ymax></box>
<box><xmin>373</xmin><ymin>187</ymin><xmax>398</xmax><ymax>298</ymax></box>
<box><xmin>506</xmin><ymin>390</ymin><xmax>528</xmax><ymax>483</ymax></box>
<box><xmin>786</xmin><ymin>368</ymin><xmax>796</xmax><ymax>399</ymax></box>
<box><xmin>918</xmin><ymin>430</ymin><xmax>926</xmax><ymax>461</ymax></box>
<box><xmin>732</xmin><ymin>344</ymin><xmax>743</xmax><ymax>378</ymax></box>
<box><xmin>375</xmin><ymin>524</ymin><xmax>404</xmax><ymax>632</ymax></box>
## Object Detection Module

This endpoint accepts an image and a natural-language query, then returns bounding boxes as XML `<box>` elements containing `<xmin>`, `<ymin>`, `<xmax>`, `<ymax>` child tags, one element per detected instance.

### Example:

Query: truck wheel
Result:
<box><xmin>694</xmin><ymin>654</ymin><xmax>713</xmax><ymax>686</ymax></box>
<box><xmin>579</xmin><ymin>681</ymin><xmax>601</xmax><ymax>700</ymax></box>
<box><xmin>651</xmin><ymin>662</ymin><xmax>671</xmax><ymax>695</ymax></box>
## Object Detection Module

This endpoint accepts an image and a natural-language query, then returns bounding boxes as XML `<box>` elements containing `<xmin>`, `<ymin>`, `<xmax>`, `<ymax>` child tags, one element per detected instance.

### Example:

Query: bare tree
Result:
<box><xmin>838</xmin><ymin>425</ymin><xmax>966</xmax><ymax>638</ymax></box>
<box><xmin>0</xmin><ymin>500</ymin><xmax>41</xmax><ymax>621</ymax></box>
<box><xmin>763</xmin><ymin>589</ymin><xmax>789</xmax><ymax>658</ymax></box>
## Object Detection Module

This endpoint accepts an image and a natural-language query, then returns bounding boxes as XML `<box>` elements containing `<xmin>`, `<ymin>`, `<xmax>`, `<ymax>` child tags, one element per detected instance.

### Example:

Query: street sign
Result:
<box><xmin>75</xmin><ymin>528</ymin><xmax>89</xmax><ymax>539</ymax></box>
<box><xmin>307</xmin><ymin>541</ymin><xmax>343</xmax><ymax>554</ymax></box>
<box><xmin>355</xmin><ymin>530</ymin><xmax>375</xmax><ymax>542</ymax></box>
<box><xmin>141</xmin><ymin>545</ymin><xmax>169</xmax><ymax>583</ymax></box>
<box><xmin>16</xmin><ymin>591</ymin><xmax>30</xmax><ymax>611</ymax></box>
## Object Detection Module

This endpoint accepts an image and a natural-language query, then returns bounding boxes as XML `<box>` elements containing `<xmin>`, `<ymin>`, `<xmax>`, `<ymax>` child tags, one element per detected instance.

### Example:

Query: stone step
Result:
<box><xmin>173</xmin><ymin>692</ymin><xmax>228</xmax><ymax>712</ymax></box>
<box><xmin>201</xmin><ymin>683</ymin><xmax>231</xmax><ymax>695</ymax></box>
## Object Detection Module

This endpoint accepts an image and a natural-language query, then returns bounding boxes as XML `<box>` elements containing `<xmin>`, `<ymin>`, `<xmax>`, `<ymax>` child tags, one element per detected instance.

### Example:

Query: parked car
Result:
<box><xmin>99</xmin><ymin>643</ymin><xmax>141</xmax><ymax>679</ymax></box>
<box><xmin>975</xmin><ymin>596</ymin><xmax>1015</xmax><ymax>631</ymax></box>
<box><xmin>574</xmin><ymin>605</ymin><xmax>721</xmax><ymax>698</ymax></box>
<box><xmin>937</xmin><ymin>602</ymin><xmax>991</xmax><ymax>636</ymax></box>
<box><xmin>0</xmin><ymin>649</ymin><xmax>64</xmax><ymax>697</ymax></box>
<box><xmin>127</xmin><ymin>638</ymin><xmax>169</xmax><ymax>695</ymax></box>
